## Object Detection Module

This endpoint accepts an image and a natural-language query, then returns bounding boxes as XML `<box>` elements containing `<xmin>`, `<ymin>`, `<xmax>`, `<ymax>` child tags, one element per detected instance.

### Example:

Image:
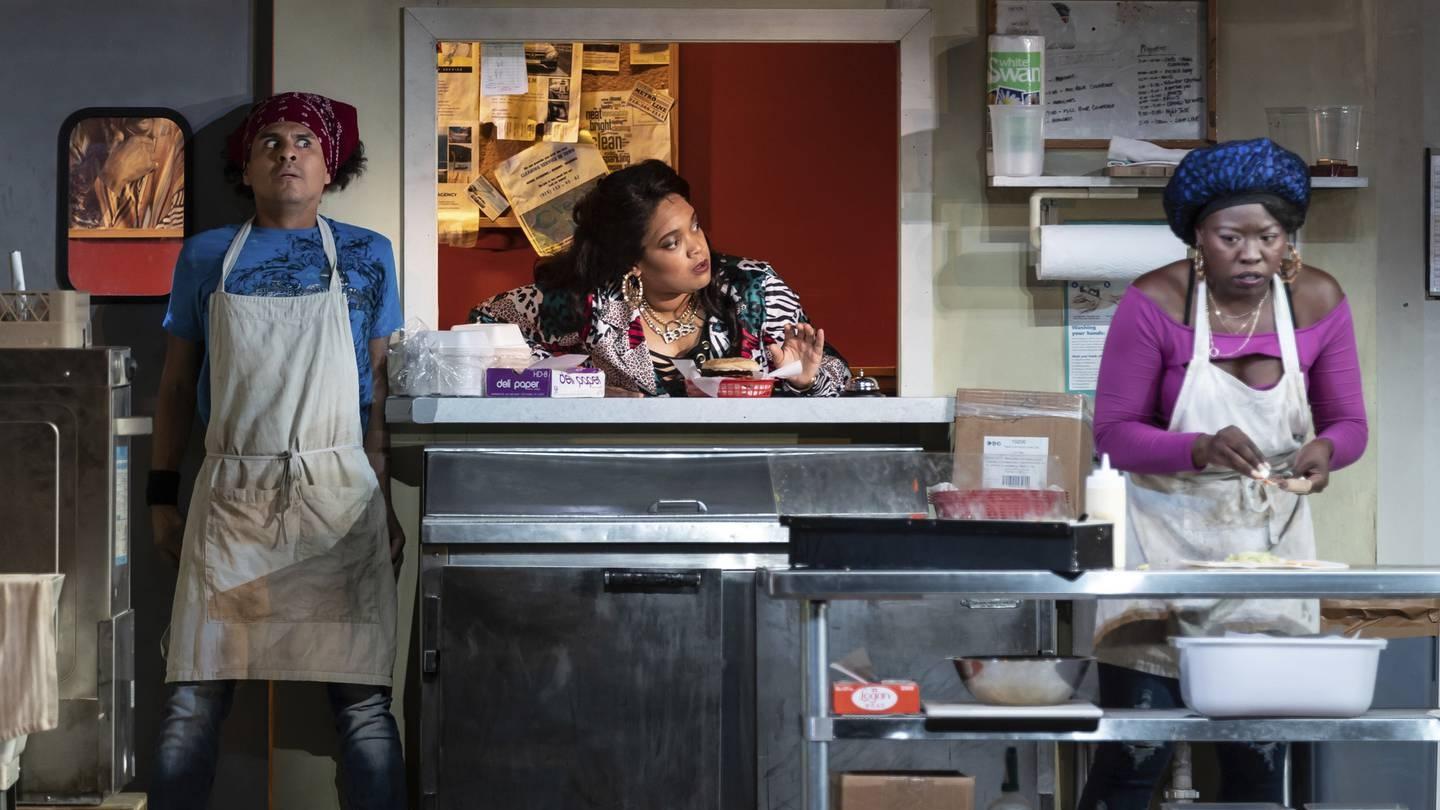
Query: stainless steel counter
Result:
<box><xmin>775</xmin><ymin>566</ymin><xmax>1440</xmax><ymax>810</ymax></box>
<box><xmin>823</xmin><ymin>710</ymin><xmax>1440</xmax><ymax>743</ymax></box>
<box><xmin>387</xmin><ymin>395</ymin><xmax>954</xmax><ymax>425</ymax></box>
<box><xmin>764</xmin><ymin>567</ymin><xmax>1440</xmax><ymax>600</ymax></box>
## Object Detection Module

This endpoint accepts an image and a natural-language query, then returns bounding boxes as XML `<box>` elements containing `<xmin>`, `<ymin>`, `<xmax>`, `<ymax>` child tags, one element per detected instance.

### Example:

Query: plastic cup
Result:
<box><xmin>990</xmin><ymin>104</ymin><xmax>1045</xmax><ymax>177</ymax></box>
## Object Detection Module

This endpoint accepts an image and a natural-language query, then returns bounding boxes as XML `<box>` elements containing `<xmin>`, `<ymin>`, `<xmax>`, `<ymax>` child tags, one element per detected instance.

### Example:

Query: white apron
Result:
<box><xmin>165</xmin><ymin>217</ymin><xmax>397</xmax><ymax>685</ymax></box>
<box><xmin>1094</xmin><ymin>274</ymin><xmax>1319</xmax><ymax>678</ymax></box>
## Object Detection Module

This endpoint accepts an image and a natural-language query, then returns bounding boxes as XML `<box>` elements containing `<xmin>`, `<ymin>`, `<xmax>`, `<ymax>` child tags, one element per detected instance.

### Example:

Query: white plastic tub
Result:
<box><xmin>1171</xmin><ymin>635</ymin><xmax>1388</xmax><ymax>718</ymax></box>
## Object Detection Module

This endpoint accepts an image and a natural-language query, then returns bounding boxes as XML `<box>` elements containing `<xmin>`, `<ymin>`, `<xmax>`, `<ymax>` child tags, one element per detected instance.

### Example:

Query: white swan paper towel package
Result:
<box><xmin>1038</xmin><ymin>224</ymin><xmax>1190</xmax><ymax>282</ymax></box>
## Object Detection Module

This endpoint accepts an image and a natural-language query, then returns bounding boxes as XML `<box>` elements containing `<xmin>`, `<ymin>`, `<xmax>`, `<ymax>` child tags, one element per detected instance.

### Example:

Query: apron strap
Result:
<box><xmin>1272</xmin><ymin>274</ymin><xmax>1302</xmax><ymax>374</ymax></box>
<box><xmin>1190</xmin><ymin>277</ymin><xmax>1212</xmax><ymax>367</ymax></box>
<box><xmin>219</xmin><ymin>217</ymin><xmax>340</xmax><ymax>289</ymax></box>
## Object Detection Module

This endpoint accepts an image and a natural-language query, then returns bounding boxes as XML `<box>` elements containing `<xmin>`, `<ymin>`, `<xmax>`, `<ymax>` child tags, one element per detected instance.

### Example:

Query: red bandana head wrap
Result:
<box><xmin>227</xmin><ymin>92</ymin><xmax>359</xmax><ymax>176</ymax></box>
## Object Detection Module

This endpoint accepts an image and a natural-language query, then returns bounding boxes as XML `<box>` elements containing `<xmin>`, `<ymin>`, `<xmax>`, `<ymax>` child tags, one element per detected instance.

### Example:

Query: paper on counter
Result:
<box><xmin>528</xmin><ymin>353</ymin><xmax>590</xmax><ymax>370</ymax></box>
<box><xmin>626</xmin><ymin>81</ymin><xmax>676</xmax><ymax>122</ymax></box>
<box><xmin>672</xmin><ymin>358</ymin><xmax>802</xmax><ymax>398</ymax></box>
<box><xmin>480</xmin><ymin>42</ymin><xmax>527</xmax><ymax>95</ymax></box>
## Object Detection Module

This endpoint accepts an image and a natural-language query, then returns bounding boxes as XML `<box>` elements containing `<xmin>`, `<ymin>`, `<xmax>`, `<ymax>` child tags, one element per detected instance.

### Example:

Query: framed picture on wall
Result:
<box><xmin>57</xmin><ymin>107</ymin><xmax>192</xmax><ymax>297</ymax></box>
<box><xmin>1428</xmin><ymin>148</ymin><xmax>1440</xmax><ymax>299</ymax></box>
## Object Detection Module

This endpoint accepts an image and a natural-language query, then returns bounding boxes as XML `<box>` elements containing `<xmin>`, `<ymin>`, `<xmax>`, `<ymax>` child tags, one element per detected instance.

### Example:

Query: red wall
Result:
<box><xmin>437</xmin><ymin>42</ymin><xmax>899</xmax><ymax>367</ymax></box>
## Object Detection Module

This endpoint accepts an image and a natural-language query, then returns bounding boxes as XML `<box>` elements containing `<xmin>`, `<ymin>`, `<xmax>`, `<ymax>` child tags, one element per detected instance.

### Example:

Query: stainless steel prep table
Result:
<box><xmin>762</xmin><ymin>567</ymin><xmax>1440</xmax><ymax>810</ymax></box>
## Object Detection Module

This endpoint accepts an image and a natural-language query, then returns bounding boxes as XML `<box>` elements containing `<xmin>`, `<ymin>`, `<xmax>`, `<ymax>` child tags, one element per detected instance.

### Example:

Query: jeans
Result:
<box><xmin>151</xmin><ymin>681</ymin><xmax>404</xmax><ymax>810</ymax></box>
<box><xmin>1078</xmin><ymin>664</ymin><xmax>1286</xmax><ymax>810</ymax></box>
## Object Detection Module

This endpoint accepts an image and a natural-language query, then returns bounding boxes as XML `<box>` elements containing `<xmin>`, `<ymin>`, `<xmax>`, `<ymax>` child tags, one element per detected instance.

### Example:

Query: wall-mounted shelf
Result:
<box><xmin>992</xmin><ymin>175</ymin><xmax>1369</xmax><ymax>189</ymax></box>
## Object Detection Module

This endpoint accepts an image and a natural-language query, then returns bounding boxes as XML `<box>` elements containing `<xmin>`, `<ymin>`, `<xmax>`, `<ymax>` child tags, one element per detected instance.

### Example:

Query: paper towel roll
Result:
<box><xmin>1038</xmin><ymin>225</ymin><xmax>1190</xmax><ymax>282</ymax></box>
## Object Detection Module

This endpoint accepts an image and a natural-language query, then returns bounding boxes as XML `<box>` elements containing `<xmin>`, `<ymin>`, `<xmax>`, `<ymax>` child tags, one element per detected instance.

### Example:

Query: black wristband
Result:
<box><xmin>146</xmin><ymin>470</ymin><xmax>181</xmax><ymax>506</ymax></box>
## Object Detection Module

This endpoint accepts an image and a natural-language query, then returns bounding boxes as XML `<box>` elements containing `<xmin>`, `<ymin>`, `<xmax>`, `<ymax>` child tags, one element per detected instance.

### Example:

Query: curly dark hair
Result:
<box><xmin>534</xmin><ymin>159</ymin><xmax>736</xmax><ymax>337</ymax></box>
<box><xmin>223</xmin><ymin>141</ymin><xmax>368</xmax><ymax>198</ymax></box>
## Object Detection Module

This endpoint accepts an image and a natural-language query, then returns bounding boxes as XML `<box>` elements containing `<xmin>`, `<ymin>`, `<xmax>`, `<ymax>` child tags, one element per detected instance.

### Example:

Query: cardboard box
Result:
<box><xmin>832</xmin><ymin>680</ymin><xmax>922</xmax><ymax>715</ymax></box>
<box><xmin>952</xmin><ymin>389</ymin><xmax>1094</xmax><ymax>517</ymax></box>
<box><xmin>834</xmin><ymin>772</ymin><xmax>975</xmax><ymax>810</ymax></box>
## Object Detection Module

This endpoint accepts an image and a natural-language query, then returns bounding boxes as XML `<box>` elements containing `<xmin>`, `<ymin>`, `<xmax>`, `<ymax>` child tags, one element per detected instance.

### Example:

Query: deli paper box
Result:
<box><xmin>484</xmin><ymin>354</ymin><xmax>604</xmax><ymax>398</ymax></box>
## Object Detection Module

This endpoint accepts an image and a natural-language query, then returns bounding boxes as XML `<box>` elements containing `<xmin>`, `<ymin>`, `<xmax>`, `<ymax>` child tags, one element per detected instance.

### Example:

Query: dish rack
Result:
<box><xmin>0</xmin><ymin>290</ymin><xmax>91</xmax><ymax>348</ymax></box>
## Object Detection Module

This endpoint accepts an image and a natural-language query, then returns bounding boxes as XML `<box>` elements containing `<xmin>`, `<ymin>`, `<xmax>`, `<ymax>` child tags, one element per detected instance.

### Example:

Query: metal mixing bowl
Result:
<box><xmin>949</xmin><ymin>655</ymin><xmax>1094</xmax><ymax>706</ymax></box>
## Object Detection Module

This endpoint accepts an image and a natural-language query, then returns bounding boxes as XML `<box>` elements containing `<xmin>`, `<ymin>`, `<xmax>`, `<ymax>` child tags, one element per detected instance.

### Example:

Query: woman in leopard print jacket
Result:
<box><xmin>470</xmin><ymin>160</ymin><xmax>850</xmax><ymax>397</ymax></box>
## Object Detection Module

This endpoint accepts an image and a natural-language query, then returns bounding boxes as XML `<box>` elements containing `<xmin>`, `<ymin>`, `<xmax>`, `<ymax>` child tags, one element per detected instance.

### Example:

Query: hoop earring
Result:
<box><xmin>1280</xmin><ymin>244</ymin><xmax>1303</xmax><ymax>283</ymax></box>
<box><xmin>624</xmin><ymin>270</ymin><xmax>645</xmax><ymax>310</ymax></box>
<box><xmin>1192</xmin><ymin>250</ymin><xmax>1207</xmax><ymax>283</ymax></box>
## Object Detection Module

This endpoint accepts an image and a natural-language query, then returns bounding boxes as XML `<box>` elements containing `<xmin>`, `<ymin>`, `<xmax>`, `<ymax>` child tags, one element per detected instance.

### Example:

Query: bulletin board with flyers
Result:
<box><xmin>436</xmin><ymin>41</ymin><xmax>680</xmax><ymax>255</ymax></box>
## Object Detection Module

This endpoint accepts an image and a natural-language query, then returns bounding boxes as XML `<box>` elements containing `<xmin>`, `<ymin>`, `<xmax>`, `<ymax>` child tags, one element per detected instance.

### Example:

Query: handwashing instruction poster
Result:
<box><xmin>1064</xmin><ymin>279</ymin><xmax>1127</xmax><ymax>395</ymax></box>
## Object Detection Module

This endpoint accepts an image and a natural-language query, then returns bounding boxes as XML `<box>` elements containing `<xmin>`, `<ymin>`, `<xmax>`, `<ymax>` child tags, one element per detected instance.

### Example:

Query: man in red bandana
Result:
<box><xmin>146</xmin><ymin>92</ymin><xmax>405</xmax><ymax>809</ymax></box>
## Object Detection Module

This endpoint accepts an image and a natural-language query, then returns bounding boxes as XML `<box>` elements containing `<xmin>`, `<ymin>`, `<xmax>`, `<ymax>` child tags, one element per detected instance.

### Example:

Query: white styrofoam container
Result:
<box><xmin>1171</xmin><ymin>636</ymin><xmax>1387</xmax><ymax>718</ymax></box>
<box><xmin>434</xmin><ymin>324</ymin><xmax>531</xmax><ymax>396</ymax></box>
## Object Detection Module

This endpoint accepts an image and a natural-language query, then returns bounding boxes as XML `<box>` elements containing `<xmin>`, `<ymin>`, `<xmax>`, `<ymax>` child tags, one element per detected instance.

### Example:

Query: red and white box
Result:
<box><xmin>832</xmin><ymin>680</ymin><xmax>922</xmax><ymax>715</ymax></box>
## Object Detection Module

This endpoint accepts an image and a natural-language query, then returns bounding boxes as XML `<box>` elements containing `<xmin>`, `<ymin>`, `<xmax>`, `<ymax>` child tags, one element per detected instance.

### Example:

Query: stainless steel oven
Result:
<box><xmin>0</xmin><ymin>348</ymin><xmax>147</xmax><ymax>804</ymax></box>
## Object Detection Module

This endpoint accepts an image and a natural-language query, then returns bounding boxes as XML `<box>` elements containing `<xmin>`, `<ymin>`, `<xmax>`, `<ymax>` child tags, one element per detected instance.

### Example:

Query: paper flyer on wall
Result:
<box><xmin>438</xmin><ymin>122</ymin><xmax>477</xmax><ymax>184</ymax></box>
<box><xmin>480</xmin><ymin>42</ymin><xmax>527</xmax><ymax>95</ymax></box>
<box><xmin>436</xmin><ymin>183</ymin><xmax>479</xmax><ymax>248</ymax></box>
<box><xmin>626</xmin><ymin>81</ymin><xmax>675</xmax><ymax>122</ymax></box>
<box><xmin>493</xmin><ymin>141</ymin><xmax>608</xmax><ymax>256</ymax></box>
<box><xmin>583</xmin><ymin>43</ymin><xmax>621</xmax><ymax>73</ymax></box>
<box><xmin>581</xmin><ymin>91</ymin><xmax>671</xmax><ymax>172</ymax></box>
<box><xmin>630</xmin><ymin>43</ymin><xmax>670</xmax><ymax>65</ymax></box>
<box><xmin>478</xmin><ymin>42</ymin><xmax>584</xmax><ymax>142</ymax></box>
<box><xmin>436</xmin><ymin>42</ymin><xmax>478</xmax><ymax>122</ymax></box>
<box><xmin>466</xmin><ymin>174</ymin><xmax>510</xmax><ymax>221</ymax></box>
<box><xmin>1064</xmin><ymin>279</ymin><xmax>1126</xmax><ymax>395</ymax></box>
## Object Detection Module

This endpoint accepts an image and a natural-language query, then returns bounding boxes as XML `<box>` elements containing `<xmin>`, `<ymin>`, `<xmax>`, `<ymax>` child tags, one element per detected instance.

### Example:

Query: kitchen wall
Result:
<box><xmin>269</xmin><ymin>0</ymin><xmax>1433</xmax><ymax>805</ymax></box>
<box><xmin>0</xmin><ymin>1</ymin><xmax>266</xmax><ymax>807</ymax></box>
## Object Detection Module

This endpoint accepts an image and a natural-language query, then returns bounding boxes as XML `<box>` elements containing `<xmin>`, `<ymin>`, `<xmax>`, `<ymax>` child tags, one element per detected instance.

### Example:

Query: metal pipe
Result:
<box><xmin>802</xmin><ymin>599</ymin><xmax>830</xmax><ymax>810</ymax></box>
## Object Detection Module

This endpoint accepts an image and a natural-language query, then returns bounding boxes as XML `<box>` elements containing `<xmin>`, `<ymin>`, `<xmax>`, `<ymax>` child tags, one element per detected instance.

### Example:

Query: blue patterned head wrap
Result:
<box><xmin>1163</xmin><ymin>138</ymin><xmax>1310</xmax><ymax>246</ymax></box>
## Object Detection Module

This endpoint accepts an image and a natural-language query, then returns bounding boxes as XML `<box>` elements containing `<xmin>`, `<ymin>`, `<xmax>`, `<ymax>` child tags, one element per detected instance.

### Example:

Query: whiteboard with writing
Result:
<box><xmin>994</xmin><ymin>1</ymin><xmax>1208</xmax><ymax>142</ymax></box>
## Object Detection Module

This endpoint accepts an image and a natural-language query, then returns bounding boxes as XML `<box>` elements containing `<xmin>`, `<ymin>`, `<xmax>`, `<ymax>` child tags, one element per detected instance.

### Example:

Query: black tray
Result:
<box><xmin>783</xmin><ymin>516</ymin><xmax>1113</xmax><ymax>572</ymax></box>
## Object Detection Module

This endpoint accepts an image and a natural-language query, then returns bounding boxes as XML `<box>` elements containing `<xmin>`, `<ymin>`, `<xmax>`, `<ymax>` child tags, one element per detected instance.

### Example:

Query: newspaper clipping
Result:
<box><xmin>478</xmin><ymin>42</ymin><xmax>584</xmax><ymax>142</ymax></box>
<box><xmin>583</xmin><ymin>43</ymin><xmax>621</xmax><ymax>73</ymax></box>
<box><xmin>581</xmin><ymin>91</ymin><xmax>671</xmax><ymax>172</ymax></box>
<box><xmin>631</xmin><ymin>43</ymin><xmax>670</xmax><ymax>65</ymax></box>
<box><xmin>493</xmin><ymin>141</ymin><xmax>608</xmax><ymax>256</ymax></box>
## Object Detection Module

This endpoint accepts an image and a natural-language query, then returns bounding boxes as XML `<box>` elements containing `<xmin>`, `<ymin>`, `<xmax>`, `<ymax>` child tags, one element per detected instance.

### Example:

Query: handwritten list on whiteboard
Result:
<box><xmin>995</xmin><ymin>0</ymin><xmax>1208</xmax><ymax>141</ymax></box>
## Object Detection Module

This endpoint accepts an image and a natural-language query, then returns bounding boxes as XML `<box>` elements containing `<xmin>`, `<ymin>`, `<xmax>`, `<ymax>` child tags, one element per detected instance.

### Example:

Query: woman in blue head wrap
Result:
<box><xmin>1082</xmin><ymin>139</ymin><xmax>1368</xmax><ymax>808</ymax></box>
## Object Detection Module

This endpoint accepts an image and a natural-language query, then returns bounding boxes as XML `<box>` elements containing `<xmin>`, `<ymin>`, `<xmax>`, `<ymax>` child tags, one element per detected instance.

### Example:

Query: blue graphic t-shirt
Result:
<box><xmin>162</xmin><ymin>219</ymin><xmax>403</xmax><ymax>433</ymax></box>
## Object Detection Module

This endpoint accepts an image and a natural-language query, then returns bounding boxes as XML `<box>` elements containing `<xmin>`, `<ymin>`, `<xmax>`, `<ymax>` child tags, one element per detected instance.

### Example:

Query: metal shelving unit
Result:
<box><xmin>762</xmin><ymin>567</ymin><xmax>1440</xmax><ymax>810</ymax></box>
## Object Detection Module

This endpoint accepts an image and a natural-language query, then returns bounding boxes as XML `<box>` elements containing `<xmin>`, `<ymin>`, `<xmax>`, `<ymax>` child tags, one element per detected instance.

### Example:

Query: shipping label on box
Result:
<box><xmin>832</xmin><ymin>681</ymin><xmax>921</xmax><ymax>715</ymax></box>
<box><xmin>982</xmin><ymin>436</ymin><xmax>1050</xmax><ymax>489</ymax></box>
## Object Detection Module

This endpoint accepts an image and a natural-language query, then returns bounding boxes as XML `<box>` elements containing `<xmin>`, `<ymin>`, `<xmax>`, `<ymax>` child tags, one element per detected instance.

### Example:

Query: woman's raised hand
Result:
<box><xmin>768</xmin><ymin>323</ymin><xmax>825</xmax><ymax>390</ymax></box>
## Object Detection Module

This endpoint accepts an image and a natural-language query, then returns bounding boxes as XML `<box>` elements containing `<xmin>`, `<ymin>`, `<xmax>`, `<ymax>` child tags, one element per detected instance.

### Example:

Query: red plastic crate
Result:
<box><xmin>930</xmin><ymin>488</ymin><xmax>1070</xmax><ymax>521</ymax></box>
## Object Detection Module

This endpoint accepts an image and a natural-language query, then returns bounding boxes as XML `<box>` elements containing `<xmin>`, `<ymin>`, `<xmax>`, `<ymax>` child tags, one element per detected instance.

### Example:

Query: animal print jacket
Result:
<box><xmin>469</xmin><ymin>254</ymin><xmax>850</xmax><ymax>397</ymax></box>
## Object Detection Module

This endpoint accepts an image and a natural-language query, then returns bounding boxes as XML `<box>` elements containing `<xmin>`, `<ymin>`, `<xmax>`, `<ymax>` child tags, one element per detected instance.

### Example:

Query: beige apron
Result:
<box><xmin>165</xmin><ymin>217</ymin><xmax>396</xmax><ymax>685</ymax></box>
<box><xmin>1094</xmin><ymin>274</ymin><xmax>1319</xmax><ymax>678</ymax></box>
